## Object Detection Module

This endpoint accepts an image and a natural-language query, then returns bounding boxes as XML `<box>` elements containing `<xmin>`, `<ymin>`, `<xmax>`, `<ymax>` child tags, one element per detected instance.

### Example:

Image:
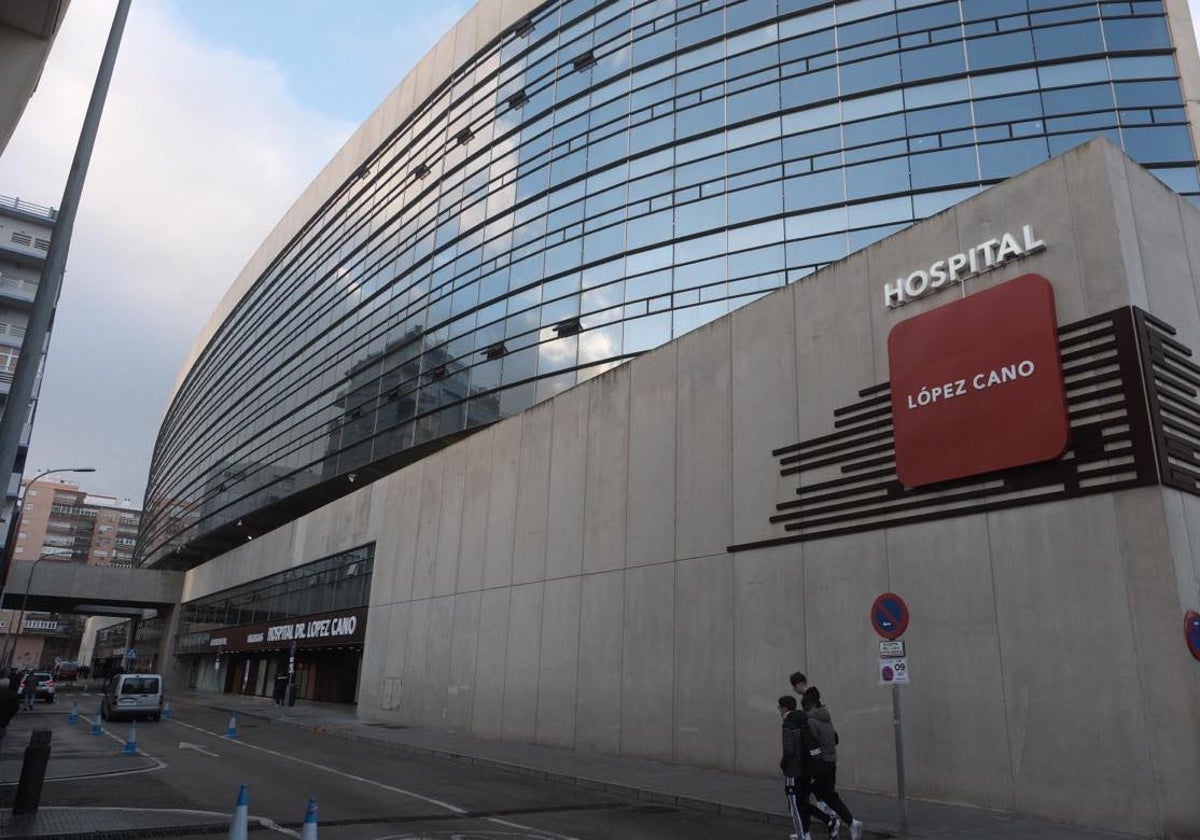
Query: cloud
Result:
<box><xmin>0</xmin><ymin>0</ymin><xmax>356</xmax><ymax>503</ymax></box>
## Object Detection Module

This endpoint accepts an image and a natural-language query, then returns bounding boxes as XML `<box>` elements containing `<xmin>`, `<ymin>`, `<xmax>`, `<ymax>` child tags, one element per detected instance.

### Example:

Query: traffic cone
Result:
<box><xmin>91</xmin><ymin>701</ymin><xmax>103</xmax><ymax>736</ymax></box>
<box><xmin>122</xmin><ymin>721</ymin><xmax>138</xmax><ymax>754</ymax></box>
<box><xmin>227</xmin><ymin>784</ymin><xmax>248</xmax><ymax>840</ymax></box>
<box><xmin>162</xmin><ymin>700</ymin><xmax>171</xmax><ymax>719</ymax></box>
<box><xmin>225</xmin><ymin>713</ymin><xmax>238</xmax><ymax>739</ymax></box>
<box><xmin>68</xmin><ymin>701</ymin><xmax>79</xmax><ymax>724</ymax></box>
<box><xmin>300</xmin><ymin>795</ymin><xmax>318</xmax><ymax>839</ymax></box>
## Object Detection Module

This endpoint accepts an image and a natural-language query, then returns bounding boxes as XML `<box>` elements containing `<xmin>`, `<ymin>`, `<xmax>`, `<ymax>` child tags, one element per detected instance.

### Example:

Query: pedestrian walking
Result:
<box><xmin>778</xmin><ymin>694</ymin><xmax>833</xmax><ymax>840</ymax></box>
<box><xmin>19</xmin><ymin>672</ymin><xmax>37</xmax><ymax>711</ymax></box>
<box><xmin>273</xmin><ymin>671</ymin><xmax>289</xmax><ymax>706</ymax></box>
<box><xmin>803</xmin><ymin>687</ymin><xmax>863</xmax><ymax>840</ymax></box>
<box><xmin>0</xmin><ymin>677</ymin><xmax>19</xmax><ymax>752</ymax></box>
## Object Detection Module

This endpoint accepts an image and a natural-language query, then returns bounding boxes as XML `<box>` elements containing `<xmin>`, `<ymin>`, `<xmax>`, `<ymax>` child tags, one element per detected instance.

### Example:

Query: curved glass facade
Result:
<box><xmin>139</xmin><ymin>0</ymin><xmax>1200</xmax><ymax>568</ymax></box>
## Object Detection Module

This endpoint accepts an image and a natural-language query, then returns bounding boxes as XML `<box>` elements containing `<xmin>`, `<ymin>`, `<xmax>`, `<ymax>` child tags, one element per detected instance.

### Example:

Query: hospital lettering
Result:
<box><xmin>904</xmin><ymin>361</ymin><xmax>1036</xmax><ymax>411</ymax></box>
<box><xmin>883</xmin><ymin>226</ymin><xmax>1045</xmax><ymax>308</ymax></box>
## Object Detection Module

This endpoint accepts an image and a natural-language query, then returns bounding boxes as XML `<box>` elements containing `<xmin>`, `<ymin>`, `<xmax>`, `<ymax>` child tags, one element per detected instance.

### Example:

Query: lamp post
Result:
<box><xmin>0</xmin><ymin>467</ymin><xmax>96</xmax><ymax>670</ymax></box>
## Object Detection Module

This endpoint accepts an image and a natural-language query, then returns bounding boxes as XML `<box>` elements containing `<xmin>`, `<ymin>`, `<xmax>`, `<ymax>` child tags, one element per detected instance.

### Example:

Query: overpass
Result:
<box><xmin>2</xmin><ymin>559</ymin><xmax>183</xmax><ymax>617</ymax></box>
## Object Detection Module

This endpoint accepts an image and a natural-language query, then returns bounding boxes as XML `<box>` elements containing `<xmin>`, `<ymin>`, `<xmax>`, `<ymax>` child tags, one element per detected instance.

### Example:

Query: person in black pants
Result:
<box><xmin>778</xmin><ymin>694</ymin><xmax>834</xmax><ymax>840</ymax></box>
<box><xmin>803</xmin><ymin>688</ymin><xmax>864</xmax><ymax>840</ymax></box>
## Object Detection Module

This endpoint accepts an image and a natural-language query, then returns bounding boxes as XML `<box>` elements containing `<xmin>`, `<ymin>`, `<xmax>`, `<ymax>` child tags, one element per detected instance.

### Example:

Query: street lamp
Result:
<box><xmin>0</xmin><ymin>467</ymin><xmax>96</xmax><ymax>669</ymax></box>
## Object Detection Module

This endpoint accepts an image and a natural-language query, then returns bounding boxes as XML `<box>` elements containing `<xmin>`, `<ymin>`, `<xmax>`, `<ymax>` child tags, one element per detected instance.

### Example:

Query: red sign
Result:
<box><xmin>888</xmin><ymin>274</ymin><xmax>1069</xmax><ymax>487</ymax></box>
<box><xmin>871</xmin><ymin>592</ymin><xmax>909</xmax><ymax>640</ymax></box>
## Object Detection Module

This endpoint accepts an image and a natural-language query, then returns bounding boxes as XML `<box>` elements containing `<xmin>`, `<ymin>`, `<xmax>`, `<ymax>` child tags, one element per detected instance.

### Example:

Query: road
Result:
<box><xmin>0</xmin><ymin>691</ymin><xmax>789</xmax><ymax>839</ymax></box>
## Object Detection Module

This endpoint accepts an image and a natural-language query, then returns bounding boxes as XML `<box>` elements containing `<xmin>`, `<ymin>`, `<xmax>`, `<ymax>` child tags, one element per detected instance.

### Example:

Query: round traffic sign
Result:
<box><xmin>1186</xmin><ymin>611</ymin><xmax>1200</xmax><ymax>662</ymax></box>
<box><xmin>871</xmin><ymin>592</ymin><xmax>909</xmax><ymax>640</ymax></box>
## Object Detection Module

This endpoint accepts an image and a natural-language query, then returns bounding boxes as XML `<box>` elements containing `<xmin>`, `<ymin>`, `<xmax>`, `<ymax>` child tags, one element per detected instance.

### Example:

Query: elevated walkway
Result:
<box><xmin>1</xmin><ymin>560</ymin><xmax>183</xmax><ymax>615</ymax></box>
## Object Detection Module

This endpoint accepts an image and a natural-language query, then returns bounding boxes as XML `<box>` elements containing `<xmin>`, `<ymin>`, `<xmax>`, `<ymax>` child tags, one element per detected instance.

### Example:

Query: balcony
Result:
<box><xmin>0</xmin><ymin>273</ymin><xmax>37</xmax><ymax>305</ymax></box>
<box><xmin>0</xmin><ymin>196</ymin><xmax>58</xmax><ymax>223</ymax></box>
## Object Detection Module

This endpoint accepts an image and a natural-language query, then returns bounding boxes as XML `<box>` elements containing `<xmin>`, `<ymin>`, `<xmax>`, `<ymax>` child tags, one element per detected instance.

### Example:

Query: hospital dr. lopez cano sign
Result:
<box><xmin>887</xmin><ymin>272</ymin><xmax>1070</xmax><ymax>488</ymax></box>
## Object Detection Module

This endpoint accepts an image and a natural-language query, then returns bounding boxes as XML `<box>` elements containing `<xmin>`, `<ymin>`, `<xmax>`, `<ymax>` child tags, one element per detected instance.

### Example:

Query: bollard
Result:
<box><xmin>122</xmin><ymin>720</ymin><xmax>138</xmax><ymax>754</ymax></box>
<box><xmin>12</xmin><ymin>730</ymin><xmax>52</xmax><ymax>815</ymax></box>
<box><xmin>300</xmin><ymin>795</ymin><xmax>318</xmax><ymax>839</ymax></box>
<box><xmin>68</xmin><ymin>701</ymin><xmax>78</xmax><ymax>724</ymax></box>
<box><xmin>228</xmin><ymin>784</ymin><xmax>249</xmax><ymax>840</ymax></box>
<box><xmin>225</xmin><ymin>713</ymin><xmax>238</xmax><ymax>739</ymax></box>
<box><xmin>162</xmin><ymin>700</ymin><xmax>171</xmax><ymax>719</ymax></box>
<box><xmin>90</xmin><ymin>701</ymin><xmax>103</xmax><ymax>736</ymax></box>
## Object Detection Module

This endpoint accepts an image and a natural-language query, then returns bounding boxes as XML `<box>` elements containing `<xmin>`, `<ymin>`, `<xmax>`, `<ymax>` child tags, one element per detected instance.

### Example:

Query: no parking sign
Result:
<box><xmin>1186</xmin><ymin>611</ymin><xmax>1200</xmax><ymax>662</ymax></box>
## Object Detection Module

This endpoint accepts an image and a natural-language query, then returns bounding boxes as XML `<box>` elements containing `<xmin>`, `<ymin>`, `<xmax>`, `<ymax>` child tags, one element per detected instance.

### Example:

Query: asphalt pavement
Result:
<box><xmin>0</xmin><ymin>685</ymin><xmax>1141</xmax><ymax>840</ymax></box>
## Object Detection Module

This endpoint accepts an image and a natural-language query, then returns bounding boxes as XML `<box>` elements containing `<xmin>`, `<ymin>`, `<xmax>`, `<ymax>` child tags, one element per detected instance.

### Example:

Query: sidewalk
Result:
<box><xmin>183</xmin><ymin>690</ymin><xmax>1139</xmax><ymax>840</ymax></box>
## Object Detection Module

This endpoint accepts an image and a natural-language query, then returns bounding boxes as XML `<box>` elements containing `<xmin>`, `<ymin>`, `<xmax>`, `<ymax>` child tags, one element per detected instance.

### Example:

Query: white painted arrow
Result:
<box><xmin>177</xmin><ymin>741</ymin><xmax>219</xmax><ymax>757</ymax></box>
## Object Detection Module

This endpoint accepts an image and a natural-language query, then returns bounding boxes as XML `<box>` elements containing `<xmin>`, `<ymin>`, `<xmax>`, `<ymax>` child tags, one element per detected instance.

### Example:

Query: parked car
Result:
<box><xmin>31</xmin><ymin>672</ymin><xmax>55</xmax><ymax>703</ymax></box>
<box><xmin>100</xmin><ymin>673</ymin><xmax>163</xmax><ymax>722</ymax></box>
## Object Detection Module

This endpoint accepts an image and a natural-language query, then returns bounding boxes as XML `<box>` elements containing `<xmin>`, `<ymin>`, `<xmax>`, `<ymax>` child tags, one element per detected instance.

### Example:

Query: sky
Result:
<box><xmin>0</xmin><ymin>0</ymin><xmax>468</xmax><ymax>504</ymax></box>
<box><xmin>0</xmin><ymin>0</ymin><xmax>1198</xmax><ymax>506</ymax></box>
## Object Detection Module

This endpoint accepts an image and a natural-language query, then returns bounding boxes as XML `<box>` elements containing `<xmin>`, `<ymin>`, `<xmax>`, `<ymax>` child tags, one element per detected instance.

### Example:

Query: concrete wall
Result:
<box><xmin>182</xmin><ymin>142</ymin><xmax>1200</xmax><ymax>837</ymax></box>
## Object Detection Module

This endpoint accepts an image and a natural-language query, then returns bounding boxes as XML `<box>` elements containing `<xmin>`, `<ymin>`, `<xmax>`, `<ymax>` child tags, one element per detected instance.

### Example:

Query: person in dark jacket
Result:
<box><xmin>0</xmin><ymin>678</ymin><xmax>19</xmax><ymax>752</ymax></box>
<box><xmin>803</xmin><ymin>687</ymin><xmax>863</xmax><ymax>840</ymax></box>
<box><xmin>18</xmin><ymin>672</ymin><xmax>37</xmax><ymax>711</ymax></box>
<box><xmin>778</xmin><ymin>694</ymin><xmax>833</xmax><ymax>840</ymax></box>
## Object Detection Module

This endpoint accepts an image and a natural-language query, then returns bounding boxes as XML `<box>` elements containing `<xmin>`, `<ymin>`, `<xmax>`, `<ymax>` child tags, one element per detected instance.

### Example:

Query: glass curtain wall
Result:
<box><xmin>139</xmin><ymin>0</ymin><xmax>1200</xmax><ymax>567</ymax></box>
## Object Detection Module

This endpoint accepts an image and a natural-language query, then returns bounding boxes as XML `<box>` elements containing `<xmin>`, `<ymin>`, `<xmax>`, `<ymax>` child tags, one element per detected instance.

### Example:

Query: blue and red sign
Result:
<box><xmin>1186</xmin><ymin>611</ymin><xmax>1200</xmax><ymax>663</ymax></box>
<box><xmin>871</xmin><ymin>592</ymin><xmax>909</xmax><ymax>640</ymax></box>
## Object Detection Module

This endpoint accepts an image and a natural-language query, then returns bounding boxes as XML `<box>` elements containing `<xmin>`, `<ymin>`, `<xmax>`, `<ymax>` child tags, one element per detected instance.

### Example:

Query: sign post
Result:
<box><xmin>285</xmin><ymin>638</ymin><xmax>298</xmax><ymax>708</ymax></box>
<box><xmin>871</xmin><ymin>592</ymin><xmax>910</xmax><ymax>833</ymax></box>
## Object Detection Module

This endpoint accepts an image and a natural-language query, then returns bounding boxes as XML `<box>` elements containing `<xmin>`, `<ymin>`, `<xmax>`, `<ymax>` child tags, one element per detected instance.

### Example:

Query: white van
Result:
<box><xmin>101</xmin><ymin>673</ymin><xmax>164</xmax><ymax>722</ymax></box>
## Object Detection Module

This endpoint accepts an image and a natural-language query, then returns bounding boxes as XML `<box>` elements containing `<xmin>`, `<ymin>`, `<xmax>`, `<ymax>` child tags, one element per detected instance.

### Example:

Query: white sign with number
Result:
<box><xmin>879</xmin><ymin>657</ymin><xmax>910</xmax><ymax>685</ymax></box>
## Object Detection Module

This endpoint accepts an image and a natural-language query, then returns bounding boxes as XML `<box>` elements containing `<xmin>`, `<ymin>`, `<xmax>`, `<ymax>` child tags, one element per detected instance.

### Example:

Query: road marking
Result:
<box><xmin>179</xmin><ymin>741</ymin><xmax>220</xmax><ymax>757</ymax></box>
<box><xmin>167</xmin><ymin>717</ymin><xmax>578</xmax><ymax>840</ymax></box>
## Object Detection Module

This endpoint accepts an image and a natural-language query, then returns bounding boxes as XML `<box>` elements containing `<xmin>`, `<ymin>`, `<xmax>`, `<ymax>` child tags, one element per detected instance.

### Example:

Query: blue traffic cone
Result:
<box><xmin>228</xmin><ymin>784</ymin><xmax>248</xmax><ymax>840</ymax></box>
<box><xmin>300</xmin><ymin>795</ymin><xmax>318</xmax><ymax>839</ymax></box>
<box><xmin>122</xmin><ymin>720</ymin><xmax>138</xmax><ymax>754</ymax></box>
<box><xmin>68</xmin><ymin>701</ymin><xmax>79</xmax><ymax>724</ymax></box>
<box><xmin>91</xmin><ymin>701</ymin><xmax>103</xmax><ymax>736</ymax></box>
<box><xmin>225</xmin><ymin>712</ymin><xmax>238</xmax><ymax>739</ymax></box>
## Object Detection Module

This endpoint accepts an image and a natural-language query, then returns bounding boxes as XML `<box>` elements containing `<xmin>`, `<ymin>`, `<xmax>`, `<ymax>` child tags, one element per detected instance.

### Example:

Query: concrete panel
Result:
<box><xmin>423</xmin><ymin>596</ymin><xmax>455</xmax><ymax>726</ymax></box>
<box><xmin>369</xmin><ymin>468</ymin><xmax>422</xmax><ymax>607</ymax></box>
<box><xmin>583</xmin><ymin>364</ymin><xmax>630</xmax><ymax>573</ymax></box>
<box><xmin>502</xmin><ymin>582</ymin><xmax>544</xmax><ymax>741</ymax></box>
<box><xmin>400</xmin><ymin>598</ymin><xmax>432</xmax><ymax>722</ymax></box>
<box><xmin>472</xmin><ymin>587</ymin><xmax>511</xmax><ymax>738</ymax></box>
<box><xmin>575</xmin><ymin>569</ymin><xmax>625</xmax><ymax>754</ymax></box>
<box><xmin>801</xmin><ymin>530</ymin><xmax>890</xmax><ymax>793</ymax></box>
<box><xmin>1175</xmin><ymin>492</ymin><xmax>1200</xmax><ymax>606</ymax></box>
<box><xmin>1127</xmin><ymin>160</ymin><xmax>1200</xmax><ymax>349</ymax></box>
<box><xmin>732</xmin><ymin>545</ymin><xmax>807</xmax><ymax>776</ymax></box>
<box><xmin>626</xmin><ymin>344</ymin><xmax>677</xmax><ymax>568</ymax></box>
<box><xmin>1062</xmin><ymin>140</ymin><xmax>1147</xmax><ymax>313</ymax></box>
<box><xmin>484</xmin><ymin>417</ymin><xmax>522</xmax><ymax>588</ymax></box>
<box><xmin>358</xmin><ymin>601</ymin><xmax>391</xmax><ymax>713</ymax></box>
<box><xmin>513</xmin><ymin>403</ymin><xmax>553</xmax><ymax>584</ymax></box>
<box><xmin>412</xmin><ymin>451</ymin><xmax>445</xmax><ymax>600</ymax></box>
<box><xmin>676</xmin><ymin>320</ymin><xmax>733</xmax><ymax>560</ymax></box>
<box><xmin>446</xmin><ymin>591</ymin><xmax>481</xmax><ymax>731</ymax></box>
<box><xmin>381</xmin><ymin>601</ymin><xmax>411</xmax><ymax>712</ymax></box>
<box><xmin>793</xmin><ymin>251</ymin><xmax>875</xmax><ymax>441</ymax></box>
<box><xmin>988</xmin><ymin>497</ymin><xmax>1154</xmax><ymax>834</ymax></box>
<box><xmin>535</xmin><ymin>577</ymin><xmax>582</xmax><ymax>747</ymax></box>
<box><xmin>885</xmin><ymin>516</ymin><xmax>1013</xmax><ymax>809</ymax></box>
<box><xmin>457</xmin><ymin>428</ymin><xmax>494</xmax><ymax>593</ymax></box>
<box><xmin>731</xmin><ymin>291</ymin><xmax>799</xmax><ymax>546</ymax></box>
<box><xmin>1113</xmin><ymin>488</ymin><xmax>1200</xmax><ymax>834</ymax></box>
<box><xmin>952</xmin><ymin>156</ymin><xmax>1088</xmax><ymax>325</ymax></box>
<box><xmin>434</xmin><ymin>444</ymin><xmax>467</xmax><ymax>596</ymax></box>
<box><xmin>546</xmin><ymin>387</ymin><xmax>588</xmax><ymax>580</ymax></box>
<box><xmin>620</xmin><ymin>562</ymin><xmax>674</xmax><ymax>760</ymax></box>
<box><xmin>673</xmin><ymin>554</ymin><xmax>735</xmax><ymax>769</ymax></box>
